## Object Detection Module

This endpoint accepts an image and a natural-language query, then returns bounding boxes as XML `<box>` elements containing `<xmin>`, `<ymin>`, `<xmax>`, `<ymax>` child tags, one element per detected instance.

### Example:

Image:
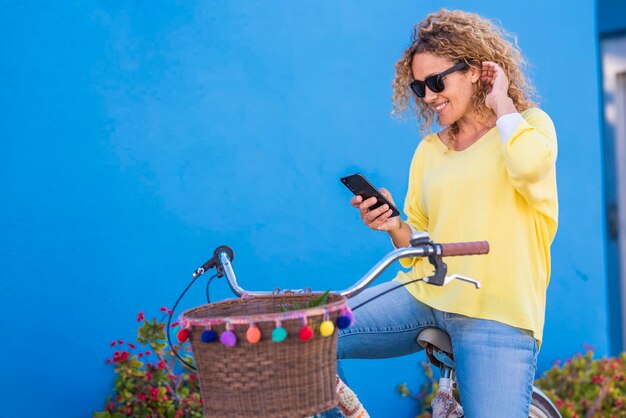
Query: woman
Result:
<box><xmin>323</xmin><ymin>8</ymin><xmax>558</xmax><ymax>418</ymax></box>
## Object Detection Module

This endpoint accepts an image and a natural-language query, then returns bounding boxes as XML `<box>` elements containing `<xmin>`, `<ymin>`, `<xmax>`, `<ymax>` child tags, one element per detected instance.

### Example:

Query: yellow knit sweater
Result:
<box><xmin>394</xmin><ymin>107</ymin><xmax>558</xmax><ymax>346</ymax></box>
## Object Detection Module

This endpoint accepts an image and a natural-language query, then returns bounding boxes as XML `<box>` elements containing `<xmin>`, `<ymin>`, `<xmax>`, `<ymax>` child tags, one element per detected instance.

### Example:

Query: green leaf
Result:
<box><xmin>153</xmin><ymin>341</ymin><xmax>167</xmax><ymax>355</ymax></box>
<box><xmin>309</xmin><ymin>290</ymin><xmax>330</xmax><ymax>307</ymax></box>
<box><xmin>397</xmin><ymin>383</ymin><xmax>410</xmax><ymax>397</ymax></box>
<box><xmin>278</xmin><ymin>290</ymin><xmax>332</xmax><ymax>312</ymax></box>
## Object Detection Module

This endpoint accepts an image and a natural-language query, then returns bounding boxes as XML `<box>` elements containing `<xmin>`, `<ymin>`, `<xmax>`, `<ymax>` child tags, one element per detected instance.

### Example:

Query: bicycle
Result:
<box><xmin>175</xmin><ymin>231</ymin><xmax>562</xmax><ymax>418</ymax></box>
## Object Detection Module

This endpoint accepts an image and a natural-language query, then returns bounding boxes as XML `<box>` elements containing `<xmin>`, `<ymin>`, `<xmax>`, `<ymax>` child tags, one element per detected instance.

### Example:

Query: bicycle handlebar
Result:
<box><xmin>206</xmin><ymin>233</ymin><xmax>489</xmax><ymax>299</ymax></box>
<box><xmin>440</xmin><ymin>241</ymin><xmax>489</xmax><ymax>257</ymax></box>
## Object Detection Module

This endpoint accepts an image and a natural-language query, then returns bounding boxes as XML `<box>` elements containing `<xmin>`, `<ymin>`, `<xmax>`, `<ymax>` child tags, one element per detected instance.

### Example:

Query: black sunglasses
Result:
<box><xmin>409</xmin><ymin>61</ymin><xmax>469</xmax><ymax>98</ymax></box>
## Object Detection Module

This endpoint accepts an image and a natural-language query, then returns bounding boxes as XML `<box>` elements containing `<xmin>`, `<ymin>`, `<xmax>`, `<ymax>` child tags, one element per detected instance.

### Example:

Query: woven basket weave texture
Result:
<box><xmin>183</xmin><ymin>293</ymin><xmax>345</xmax><ymax>418</ymax></box>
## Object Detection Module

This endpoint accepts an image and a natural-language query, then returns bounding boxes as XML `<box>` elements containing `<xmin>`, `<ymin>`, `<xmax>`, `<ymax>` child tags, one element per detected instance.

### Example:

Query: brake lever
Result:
<box><xmin>442</xmin><ymin>274</ymin><xmax>481</xmax><ymax>289</ymax></box>
<box><xmin>410</xmin><ymin>232</ymin><xmax>481</xmax><ymax>289</ymax></box>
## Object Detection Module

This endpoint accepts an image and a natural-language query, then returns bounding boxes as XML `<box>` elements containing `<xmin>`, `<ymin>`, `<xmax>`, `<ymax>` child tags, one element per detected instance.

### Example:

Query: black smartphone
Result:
<box><xmin>340</xmin><ymin>173</ymin><xmax>401</xmax><ymax>217</ymax></box>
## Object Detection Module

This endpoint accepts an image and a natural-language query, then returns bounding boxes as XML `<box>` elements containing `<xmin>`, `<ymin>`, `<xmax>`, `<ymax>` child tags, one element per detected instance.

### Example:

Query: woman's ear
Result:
<box><xmin>469</xmin><ymin>61</ymin><xmax>481</xmax><ymax>83</ymax></box>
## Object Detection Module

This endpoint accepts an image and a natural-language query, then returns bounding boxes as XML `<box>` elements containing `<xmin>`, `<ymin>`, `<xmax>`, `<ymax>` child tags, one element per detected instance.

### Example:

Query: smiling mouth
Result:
<box><xmin>434</xmin><ymin>101</ymin><xmax>449</xmax><ymax>113</ymax></box>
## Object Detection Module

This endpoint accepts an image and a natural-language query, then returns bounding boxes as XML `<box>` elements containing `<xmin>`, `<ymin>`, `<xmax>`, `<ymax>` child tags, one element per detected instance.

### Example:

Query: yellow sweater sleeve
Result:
<box><xmin>501</xmin><ymin>108</ymin><xmax>558</xmax><ymax>221</ymax></box>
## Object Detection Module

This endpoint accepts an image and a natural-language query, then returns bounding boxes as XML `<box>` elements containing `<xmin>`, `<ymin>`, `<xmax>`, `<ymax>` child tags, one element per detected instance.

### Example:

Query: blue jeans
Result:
<box><xmin>317</xmin><ymin>280</ymin><xmax>538</xmax><ymax>418</ymax></box>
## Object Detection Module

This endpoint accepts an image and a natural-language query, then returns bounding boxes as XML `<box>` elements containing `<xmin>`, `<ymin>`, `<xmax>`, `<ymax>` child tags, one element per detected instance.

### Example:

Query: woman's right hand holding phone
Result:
<box><xmin>350</xmin><ymin>188</ymin><xmax>401</xmax><ymax>232</ymax></box>
<box><xmin>350</xmin><ymin>188</ymin><xmax>413</xmax><ymax>247</ymax></box>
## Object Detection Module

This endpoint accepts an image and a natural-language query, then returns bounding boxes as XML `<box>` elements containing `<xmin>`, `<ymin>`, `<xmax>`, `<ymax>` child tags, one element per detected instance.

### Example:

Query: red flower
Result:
<box><xmin>117</xmin><ymin>340</ymin><xmax>124</xmax><ymax>345</ymax></box>
<box><xmin>105</xmin><ymin>401</ymin><xmax>115</xmax><ymax>411</ymax></box>
<box><xmin>110</xmin><ymin>341</ymin><xmax>116</xmax><ymax>347</ymax></box>
<box><xmin>171</xmin><ymin>321</ymin><xmax>180</xmax><ymax>328</ymax></box>
<box><xmin>146</xmin><ymin>372</ymin><xmax>153</xmax><ymax>380</ymax></box>
<box><xmin>114</xmin><ymin>351</ymin><xmax>130</xmax><ymax>362</ymax></box>
<box><xmin>158</xmin><ymin>360</ymin><xmax>167</xmax><ymax>369</ymax></box>
<box><xmin>128</xmin><ymin>343</ymin><xmax>136</xmax><ymax>349</ymax></box>
<box><xmin>145</xmin><ymin>351</ymin><xmax>153</xmax><ymax>356</ymax></box>
<box><xmin>148</xmin><ymin>387</ymin><xmax>159</xmax><ymax>401</ymax></box>
<box><xmin>167</xmin><ymin>309</ymin><xmax>173</xmax><ymax>315</ymax></box>
<box><xmin>105</xmin><ymin>359</ymin><xmax>111</xmax><ymax>364</ymax></box>
<box><xmin>138</xmin><ymin>353</ymin><xmax>143</xmax><ymax>358</ymax></box>
<box><xmin>177</xmin><ymin>329</ymin><xmax>190</xmax><ymax>343</ymax></box>
<box><xmin>160</xmin><ymin>306</ymin><xmax>168</xmax><ymax>313</ymax></box>
<box><xmin>137</xmin><ymin>393</ymin><xmax>147</xmax><ymax>402</ymax></box>
<box><xmin>137</xmin><ymin>312</ymin><xmax>145</xmax><ymax>322</ymax></box>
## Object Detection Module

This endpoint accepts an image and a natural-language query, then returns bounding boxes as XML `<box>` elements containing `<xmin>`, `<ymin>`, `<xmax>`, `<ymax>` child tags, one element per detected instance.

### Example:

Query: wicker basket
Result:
<box><xmin>180</xmin><ymin>293</ymin><xmax>350</xmax><ymax>418</ymax></box>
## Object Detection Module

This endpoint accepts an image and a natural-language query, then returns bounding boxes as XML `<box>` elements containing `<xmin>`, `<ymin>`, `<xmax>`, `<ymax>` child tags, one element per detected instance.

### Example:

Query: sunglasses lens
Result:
<box><xmin>411</xmin><ymin>75</ymin><xmax>446</xmax><ymax>98</ymax></box>
<box><xmin>410</xmin><ymin>81</ymin><xmax>425</xmax><ymax>98</ymax></box>
<box><xmin>426</xmin><ymin>75</ymin><xmax>445</xmax><ymax>93</ymax></box>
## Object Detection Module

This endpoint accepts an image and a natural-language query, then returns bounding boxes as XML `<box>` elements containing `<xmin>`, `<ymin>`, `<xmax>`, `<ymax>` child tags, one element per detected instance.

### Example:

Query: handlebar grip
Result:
<box><xmin>440</xmin><ymin>241</ymin><xmax>489</xmax><ymax>257</ymax></box>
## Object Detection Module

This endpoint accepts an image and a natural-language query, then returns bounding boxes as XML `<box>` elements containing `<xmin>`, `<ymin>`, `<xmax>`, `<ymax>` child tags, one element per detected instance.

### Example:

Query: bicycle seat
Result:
<box><xmin>417</xmin><ymin>328</ymin><xmax>455</xmax><ymax>369</ymax></box>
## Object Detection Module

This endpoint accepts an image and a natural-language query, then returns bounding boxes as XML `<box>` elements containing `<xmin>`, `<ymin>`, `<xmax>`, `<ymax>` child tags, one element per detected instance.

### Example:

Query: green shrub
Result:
<box><xmin>398</xmin><ymin>348</ymin><xmax>626</xmax><ymax>418</ymax></box>
<box><xmin>397</xmin><ymin>361</ymin><xmax>443</xmax><ymax>418</ymax></box>
<box><xmin>93</xmin><ymin>308</ymin><xmax>202</xmax><ymax>418</ymax></box>
<box><xmin>535</xmin><ymin>349</ymin><xmax>626</xmax><ymax>418</ymax></box>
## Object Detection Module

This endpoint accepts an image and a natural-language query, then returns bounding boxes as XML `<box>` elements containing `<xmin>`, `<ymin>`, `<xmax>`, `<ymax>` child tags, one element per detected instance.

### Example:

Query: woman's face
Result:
<box><xmin>411</xmin><ymin>52</ymin><xmax>480</xmax><ymax>125</ymax></box>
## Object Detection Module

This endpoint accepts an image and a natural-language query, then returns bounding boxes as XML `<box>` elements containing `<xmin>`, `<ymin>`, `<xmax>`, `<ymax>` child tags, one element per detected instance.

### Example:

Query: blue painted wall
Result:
<box><xmin>599</xmin><ymin>0</ymin><xmax>626</xmax><ymax>35</ymax></box>
<box><xmin>0</xmin><ymin>1</ymin><xmax>606</xmax><ymax>417</ymax></box>
<box><xmin>598</xmin><ymin>0</ymin><xmax>626</xmax><ymax>356</ymax></box>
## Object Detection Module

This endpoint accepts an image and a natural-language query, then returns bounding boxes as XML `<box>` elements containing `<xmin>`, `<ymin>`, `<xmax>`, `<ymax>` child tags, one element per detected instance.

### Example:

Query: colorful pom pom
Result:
<box><xmin>337</xmin><ymin>315</ymin><xmax>352</xmax><ymax>329</ymax></box>
<box><xmin>246</xmin><ymin>326</ymin><xmax>261</xmax><ymax>344</ymax></box>
<box><xmin>220</xmin><ymin>330</ymin><xmax>237</xmax><ymax>347</ymax></box>
<box><xmin>320</xmin><ymin>320</ymin><xmax>335</xmax><ymax>337</ymax></box>
<box><xmin>272</xmin><ymin>327</ymin><xmax>287</xmax><ymax>342</ymax></box>
<box><xmin>299</xmin><ymin>325</ymin><xmax>314</xmax><ymax>341</ymax></box>
<box><xmin>201</xmin><ymin>329</ymin><xmax>218</xmax><ymax>343</ymax></box>
<box><xmin>177</xmin><ymin>329</ymin><xmax>190</xmax><ymax>343</ymax></box>
<box><xmin>344</xmin><ymin>309</ymin><xmax>354</xmax><ymax>323</ymax></box>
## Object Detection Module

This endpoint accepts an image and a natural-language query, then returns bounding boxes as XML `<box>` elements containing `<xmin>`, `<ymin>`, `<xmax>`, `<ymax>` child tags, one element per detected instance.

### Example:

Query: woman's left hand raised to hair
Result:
<box><xmin>481</xmin><ymin>61</ymin><xmax>517</xmax><ymax>117</ymax></box>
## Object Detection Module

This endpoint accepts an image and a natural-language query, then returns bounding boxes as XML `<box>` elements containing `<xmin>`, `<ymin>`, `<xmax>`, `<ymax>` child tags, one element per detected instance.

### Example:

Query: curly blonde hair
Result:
<box><xmin>391</xmin><ymin>9</ymin><xmax>538</xmax><ymax>144</ymax></box>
